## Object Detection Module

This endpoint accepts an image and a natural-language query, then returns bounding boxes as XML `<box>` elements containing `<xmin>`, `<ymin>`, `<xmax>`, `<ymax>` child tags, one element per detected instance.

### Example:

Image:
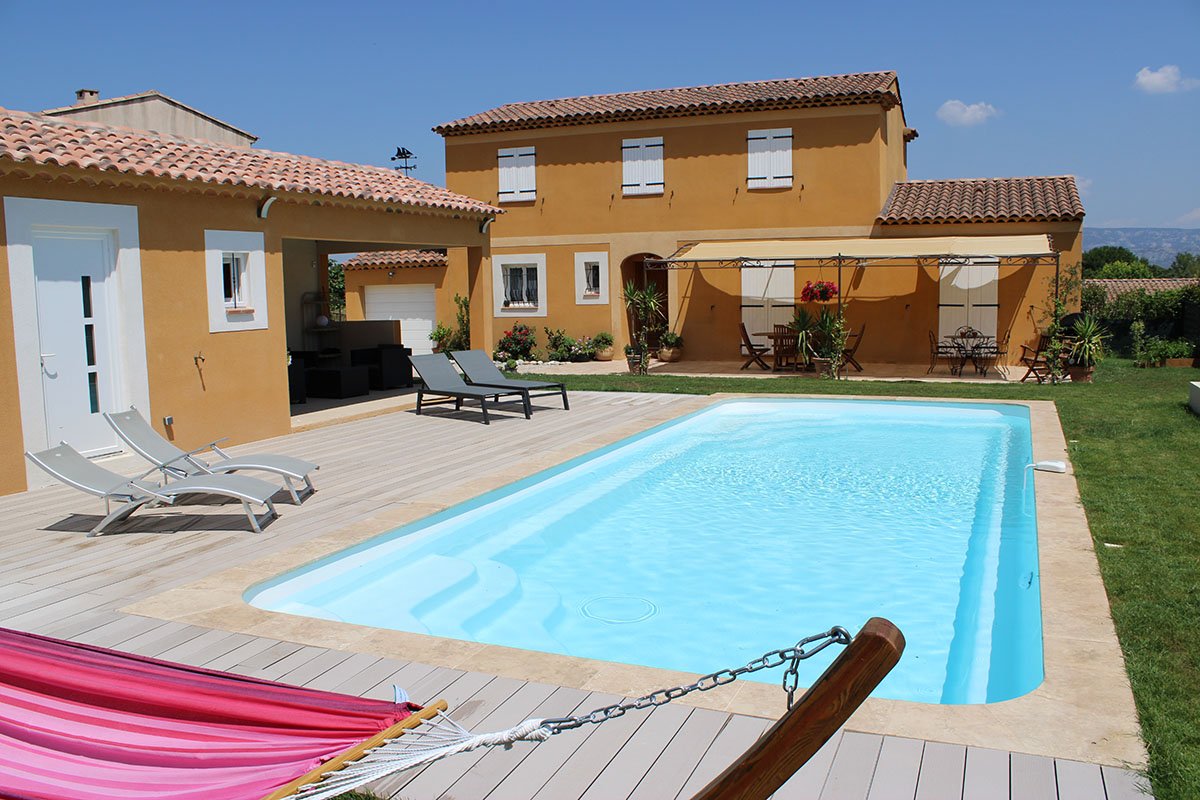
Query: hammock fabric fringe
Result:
<box><xmin>0</xmin><ymin>626</ymin><xmax>422</xmax><ymax>800</ymax></box>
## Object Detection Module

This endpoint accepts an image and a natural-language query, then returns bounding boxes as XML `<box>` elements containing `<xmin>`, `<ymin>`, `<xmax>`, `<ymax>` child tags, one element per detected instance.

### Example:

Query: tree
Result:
<box><xmin>1166</xmin><ymin>251</ymin><xmax>1200</xmax><ymax>278</ymax></box>
<box><xmin>327</xmin><ymin>260</ymin><xmax>346</xmax><ymax>318</ymax></box>
<box><xmin>1083</xmin><ymin>246</ymin><xmax>1140</xmax><ymax>277</ymax></box>
<box><xmin>1094</xmin><ymin>260</ymin><xmax>1155</xmax><ymax>279</ymax></box>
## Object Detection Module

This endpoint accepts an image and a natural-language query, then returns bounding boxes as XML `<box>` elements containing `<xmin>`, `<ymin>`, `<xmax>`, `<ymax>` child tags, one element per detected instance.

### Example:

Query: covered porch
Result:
<box><xmin>647</xmin><ymin>235</ymin><xmax>1062</xmax><ymax>372</ymax></box>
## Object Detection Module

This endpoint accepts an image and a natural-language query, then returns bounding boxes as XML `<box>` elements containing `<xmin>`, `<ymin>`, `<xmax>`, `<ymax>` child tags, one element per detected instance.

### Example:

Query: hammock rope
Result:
<box><xmin>291</xmin><ymin>626</ymin><xmax>851</xmax><ymax>799</ymax></box>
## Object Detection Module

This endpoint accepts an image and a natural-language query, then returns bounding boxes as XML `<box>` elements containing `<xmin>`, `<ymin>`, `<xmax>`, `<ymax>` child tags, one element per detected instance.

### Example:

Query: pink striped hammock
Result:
<box><xmin>0</xmin><ymin>626</ymin><xmax>428</xmax><ymax>800</ymax></box>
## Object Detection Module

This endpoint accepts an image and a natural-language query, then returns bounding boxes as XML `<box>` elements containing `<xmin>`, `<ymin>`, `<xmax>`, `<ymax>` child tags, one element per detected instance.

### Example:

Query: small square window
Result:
<box><xmin>583</xmin><ymin>262</ymin><xmax>601</xmax><ymax>297</ymax></box>
<box><xmin>502</xmin><ymin>264</ymin><xmax>539</xmax><ymax>308</ymax></box>
<box><xmin>222</xmin><ymin>252</ymin><xmax>250</xmax><ymax>308</ymax></box>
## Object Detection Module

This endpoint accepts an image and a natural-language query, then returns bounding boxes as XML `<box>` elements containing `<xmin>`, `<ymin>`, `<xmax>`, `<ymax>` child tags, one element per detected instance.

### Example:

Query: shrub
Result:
<box><xmin>660</xmin><ymin>331</ymin><xmax>683</xmax><ymax>348</ymax></box>
<box><xmin>494</xmin><ymin>322</ymin><xmax>537</xmax><ymax>361</ymax></box>
<box><xmin>504</xmin><ymin>358</ymin><xmax>518</xmax><ymax>372</ymax></box>
<box><xmin>544</xmin><ymin>327</ymin><xmax>594</xmax><ymax>362</ymax></box>
<box><xmin>429</xmin><ymin>294</ymin><xmax>470</xmax><ymax>352</ymax></box>
<box><xmin>592</xmin><ymin>331</ymin><xmax>614</xmax><ymax>349</ymax></box>
<box><xmin>1081</xmin><ymin>283</ymin><xmax>1108</xmax><ymax>314</ymax></box>
<box><xmin>429</xmin><ymin>322</ymin><xmax>453</xmax><ymax>351</ymax></box>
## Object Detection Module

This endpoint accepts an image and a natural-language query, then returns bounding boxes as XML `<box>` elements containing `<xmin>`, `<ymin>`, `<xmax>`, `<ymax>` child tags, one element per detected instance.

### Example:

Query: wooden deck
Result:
<box><xmin>0</xmin><ymin>391</ymin><xmax>1151</xmax><ymax>799</ymax></box>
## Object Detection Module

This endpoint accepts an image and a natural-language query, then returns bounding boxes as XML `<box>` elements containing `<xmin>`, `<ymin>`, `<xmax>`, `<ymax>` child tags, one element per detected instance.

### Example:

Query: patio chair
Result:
<box><xmin>25</xmin><ymin>443</ymin><xmax>279</xmax><ymax>535</ymax></box>
<box><xmin>450</xmin><ymin>349</ymin><xmax>569</xmax><ymax>410</ymax></box>
<box><xmin>928</xmin><ymin>331</ymin><xmax>959</xmax><ymax>374</ymax></box>
<box><xmin>972</xmin><ymin>332</ymin><xmax>1009</xmax><ymax>377</ymax></box>
<box><xmin>842</xmin><ymin>323</ymin><xmax>866</xmax><ymax>372</ymax></box>
<box><xmin>1019</xmin><ymin>335</ymin><xmax>1057</xmax><ymax>383</ymax></box>
<box><xmin>771</xmin><ymin>324</ymin><xmax>800</xmax><ymax>371</ymax></box>
<box><xmin>104</xmin><ymin>408</ymin><xmax>318</xmax><ymax>504</ymax></box>
<box><xmin>410</xmin><ymin>353</ymin><xmax>530</xmax><ymax>425</ymax></box>
<box><xmin>740</xmin><ymin>322</ymin><xmax>771</xmax><ymax>370</ymax></box>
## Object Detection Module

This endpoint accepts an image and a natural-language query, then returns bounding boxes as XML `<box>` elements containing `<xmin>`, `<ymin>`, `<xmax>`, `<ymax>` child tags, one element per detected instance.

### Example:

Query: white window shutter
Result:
<box><xmin>747</xmin><ymin>130</ymin><xmax>771</xmax><ymax>189</ymax></box>
<box><xmin>498</xmin><ymin>146</ymin><xmax>535</xmax><ymax>202</ymax></box>
<box><xmin>623</xmin><ymin>137</ymin><xmax>663</xmax><ymax>196</ymax></box>
<box><xmin>769</xmin><ymin>128</ymin><xmax>792</xmax><ymax>188</ymax></box>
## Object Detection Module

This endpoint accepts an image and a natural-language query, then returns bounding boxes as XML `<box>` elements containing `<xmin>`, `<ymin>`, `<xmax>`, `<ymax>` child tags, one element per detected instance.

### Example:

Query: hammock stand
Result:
<box><xmin>0</xmin><ymin>619</ymin><xmax>903</xmax><ymax>800</ymax></box>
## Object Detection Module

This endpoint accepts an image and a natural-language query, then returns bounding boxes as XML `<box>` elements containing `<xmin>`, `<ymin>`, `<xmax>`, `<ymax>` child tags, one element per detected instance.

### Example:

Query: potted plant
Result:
<box><xmin>1162</xmin><ymin>339</ymin><xmax>1196</xmax><ymax>367</ymax></box>
<box><xmin>800</xmin><ymin>280</ymin><xmax>839</xmax><ymax>303</ymax></box>
<box><xmin>429</xmin><ymin>322</ymin><xmax>453</xmax><ymax>354</ymax></box>
<box><xmin>592</xmin><ymin>331</ymin><xmax>615</xmax><ymax>361</ymax></box>
<box><xmin>657</xmin><ymin>331</ymin><xmax>683</xmax><ymax>362</ymax></box>
<box><xmin>622</xmin><ymin>280</ymin><xmax>664</xmax><ymax>376</ymax></box>
<box><xmin>811</xmin><ymin>307</ymin><xmax>848</xmax><ymax>378</ymax></box>
<box><xmin>789</xmin><ymin>308</ymin><xmax>817</xmax><ymax>370</ymax></box>
<box><xmin>1067</xmin><ymin>314</ymin><xmax>1109</xmax><ymax>383</ymax></box>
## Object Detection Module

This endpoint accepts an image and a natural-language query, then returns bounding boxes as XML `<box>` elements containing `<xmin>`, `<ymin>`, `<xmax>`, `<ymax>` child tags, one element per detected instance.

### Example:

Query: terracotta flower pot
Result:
<box><xmin>594</xmin><ymin>346</ymin><xmax>614</xmax><ymax>362</ymax></box>
<box><xmin>657</xmin><ymin>346</ymin><xmax>682</xmax><ymax>363</ymax></box>
<box><xmin>1067</xmin><ymin>365</ymin><xmax>1095</xmax><ymax>383</ymax></box>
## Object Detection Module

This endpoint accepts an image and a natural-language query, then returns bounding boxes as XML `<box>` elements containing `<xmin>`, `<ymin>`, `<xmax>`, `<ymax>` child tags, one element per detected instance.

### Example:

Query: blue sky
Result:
<box><xmin>1</xmin><ymin>0</ymin><xmax>1197</xmax><ymax>228</ymax></box>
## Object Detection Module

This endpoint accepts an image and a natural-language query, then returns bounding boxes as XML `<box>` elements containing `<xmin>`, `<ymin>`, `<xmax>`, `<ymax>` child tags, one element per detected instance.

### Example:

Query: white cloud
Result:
<box><xmin>1178</xmin><ymin>208</ymin><xmax>1200</xmax><ymax>227</ymax></box>
<box><xmin>936</xmin><ymin>99</ymin><xmax>999</xmax><ymax>127</ymax></box>
<box><xmin>1134</xmin><ymin>65</ymin><xmax>1200</xmax><ymax>94</ymax></box>
<box><xmin>1076</xmin><ymin>177</ymin><xmax>1094</xmax><ymax>197</ymax></box>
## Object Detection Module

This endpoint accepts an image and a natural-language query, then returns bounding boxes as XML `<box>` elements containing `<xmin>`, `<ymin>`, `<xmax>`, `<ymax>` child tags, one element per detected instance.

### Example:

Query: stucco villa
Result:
<box><xmin>350</xmin><ymin>71</ymin><xmax>1083</xmax><ymax>365</ymax></box>
<box><xmin>0</xmin><ymin>91</ymin><xmax>498</xmax><ymax>496</ymax></box>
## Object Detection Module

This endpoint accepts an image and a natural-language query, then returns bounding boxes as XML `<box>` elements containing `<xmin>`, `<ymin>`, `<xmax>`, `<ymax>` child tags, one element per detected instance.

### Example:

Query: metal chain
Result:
<box><xmin>539</xmin><ymin>626</ymin><xmax>851</xmax><ymax>735</ymax></box>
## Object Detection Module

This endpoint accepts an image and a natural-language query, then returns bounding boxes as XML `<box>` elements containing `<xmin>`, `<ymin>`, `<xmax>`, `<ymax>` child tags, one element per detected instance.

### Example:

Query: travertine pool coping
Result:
<box><xmin>125</xmin><ymin>393</ymin><xmax>1147</xmax><ymax>768</ymax></box>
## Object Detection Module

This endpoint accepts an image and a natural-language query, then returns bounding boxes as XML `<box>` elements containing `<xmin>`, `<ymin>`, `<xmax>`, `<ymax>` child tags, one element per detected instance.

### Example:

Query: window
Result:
<box><xmin>222</xmin><ymin>252</ymin><xmax>250</xmax><ymax>308</ymax></box>
<box><xmin>498</xmin><ymin>146</ymin><xmax>536</xmax><ymax>202</ymax></box>
<box><xmin>204</xmin><ymin>230</ymin><xmax>268</xmax><ymax>332</ymax></box>
<box><xmin>574</xmin><ymin>251</ymin><xmax>609</xmax><ymax>305</ymax></box>
<box><xmin>622</xmin><ymin>137</ymin><xmax>664</xmax><ymax>195</ymax></box>
<box><xmin>746</xmin><ymin>128</ymin><xmax>793</xmax><ymax>189</ymax></box>
<box><xmin>493</xmin><ymin>254</ymin><xmax>547</xmax><ymax>317</ymax></box>
<box><xmin>502</xmin><ymin>263</ymin><xmax>539</xmax><ymax>308</ymax></box>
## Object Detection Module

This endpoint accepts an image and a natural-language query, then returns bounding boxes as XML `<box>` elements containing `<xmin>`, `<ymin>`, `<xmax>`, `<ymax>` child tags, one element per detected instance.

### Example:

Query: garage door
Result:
<box><xmin>364</xmin><ymin>284</ymin><xmax>436</xmax><ymax>355</ymax></box>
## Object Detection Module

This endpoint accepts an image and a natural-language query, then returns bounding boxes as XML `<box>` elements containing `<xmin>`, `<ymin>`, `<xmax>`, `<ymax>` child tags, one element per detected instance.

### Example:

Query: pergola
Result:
<box><xmin>644</xmin><ymin>234</ymin><xmax>1063</xmax><ymax>308</ymax></box>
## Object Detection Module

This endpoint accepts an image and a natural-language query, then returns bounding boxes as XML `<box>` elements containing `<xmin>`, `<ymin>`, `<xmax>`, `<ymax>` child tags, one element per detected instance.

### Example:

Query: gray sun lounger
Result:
<box><xmin>26</xmin><ymin>443</ymin><xmax>279</xmax><ymax>535</ymax></box>
<box><xmin>104</xmin><ymin>408</ymin><xmax>318</xmax><ymax>503</ymax></box>
<box><xmin>410</xmin><ymin>353</ymin><xmax>530</xmax><ymax>425</ymax></box>
<box><xmin>450</xmin><ymin>350</ymin><xmax>569</xmax><ymax>411</ymax></box>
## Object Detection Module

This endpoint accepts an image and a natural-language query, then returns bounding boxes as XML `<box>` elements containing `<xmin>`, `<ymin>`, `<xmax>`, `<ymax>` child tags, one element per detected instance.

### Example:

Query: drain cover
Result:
<box><xmin>581</xmin><ymin>596</ymin><xmax>657</xmax><ymax>624</ymax></box>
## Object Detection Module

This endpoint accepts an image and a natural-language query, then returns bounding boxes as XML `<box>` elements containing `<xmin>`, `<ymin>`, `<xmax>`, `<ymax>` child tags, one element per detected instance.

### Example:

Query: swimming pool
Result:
<box><xmin>248</xmin><ymin>398</ymin><xmax>1042</xmax><ymax>704</ymax></box>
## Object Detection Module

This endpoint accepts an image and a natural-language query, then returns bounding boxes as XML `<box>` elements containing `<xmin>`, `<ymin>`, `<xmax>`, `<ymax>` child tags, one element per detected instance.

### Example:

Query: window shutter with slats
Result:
<box><xmin>622</xmin><ymin>137</ymin><xmax>664</xmax><ymax>195</ymax></box>
<box><xmin>498</xmin><ymin>146</ymin><xmax>536</xmax><ymax>202</ymax></box>
<box><xmin>747</xmin><ymin>129</ymin><xmax>792</xmax><ymax>189</ymax></box>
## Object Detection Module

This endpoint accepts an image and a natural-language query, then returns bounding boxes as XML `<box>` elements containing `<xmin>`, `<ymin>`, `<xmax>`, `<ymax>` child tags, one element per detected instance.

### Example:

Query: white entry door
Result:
<box><xmin>938</xmin><ymin>259</ymin><xmax>999</xmax><ymax>339</ymax></box>
<box><xmin>364</xmin><ymin>284</ymin><xmax>437</xmax><ymax>355</ymax></box>
<box><xmin>741</xmin><ymin>262</ymin><xmax>796</xmax><ymax>349</ymax></box>
<box><xmin>32</xmin><ymin>231</ymin><xmax>120</xmax><ymax>455</ymax></box>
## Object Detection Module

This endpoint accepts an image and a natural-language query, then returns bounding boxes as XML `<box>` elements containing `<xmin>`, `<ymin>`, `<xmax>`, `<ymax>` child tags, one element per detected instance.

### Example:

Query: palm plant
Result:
<box><xmin>622</xmin><ymin>280</ymin><xmax>664</xmax><ymax>374</ymax></box>
<box><xmin>1069</xmin><ymin>314</ymin><xmax>1109</xmax><ymax>368</ymax></box>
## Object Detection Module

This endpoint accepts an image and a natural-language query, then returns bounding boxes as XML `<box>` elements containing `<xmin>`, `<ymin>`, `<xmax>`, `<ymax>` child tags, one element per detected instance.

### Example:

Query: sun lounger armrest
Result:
<box><xmin>158</xmin><ymin>438</ymin><xmax>231</xmax><ymax>468</ymax></box>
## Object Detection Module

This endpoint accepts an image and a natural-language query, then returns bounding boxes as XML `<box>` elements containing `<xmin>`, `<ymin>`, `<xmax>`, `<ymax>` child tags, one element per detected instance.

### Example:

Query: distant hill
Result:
<box><xmin>1084</xmin><ymin>228</ymin><xmax>1200</xmax><ymax>268</ymax></box>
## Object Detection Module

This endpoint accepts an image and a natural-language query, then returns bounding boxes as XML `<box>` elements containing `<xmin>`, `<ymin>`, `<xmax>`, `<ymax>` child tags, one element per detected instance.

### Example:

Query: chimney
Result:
<box><xmin>74</xmin><ymin>89</ymin><xmax>100</xmax><ymax>106</ymax></box>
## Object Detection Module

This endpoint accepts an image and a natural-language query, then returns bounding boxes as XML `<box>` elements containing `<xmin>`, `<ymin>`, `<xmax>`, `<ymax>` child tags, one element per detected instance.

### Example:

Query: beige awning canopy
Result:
<box><xmin>648</xmin><ymin>234</ymin><xmax>1058</xmax><ymax>268</ymax></box>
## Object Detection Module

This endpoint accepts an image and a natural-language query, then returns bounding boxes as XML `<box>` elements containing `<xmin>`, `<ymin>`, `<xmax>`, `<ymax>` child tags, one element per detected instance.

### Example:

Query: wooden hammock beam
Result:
<box><xmin>263</xmin><ymin>700</ymin><xmax>449</xmax><ymax>800</ymax></box>
<box><xmin>689</xmin><ymin>617</ymin><xmax>905</xmax><ymax>800</ymax></box>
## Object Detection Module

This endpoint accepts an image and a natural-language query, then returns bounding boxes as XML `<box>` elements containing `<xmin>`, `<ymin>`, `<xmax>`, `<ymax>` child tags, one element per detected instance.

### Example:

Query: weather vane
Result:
<box><xmin>390</xmin><ymin>147</ymin><xmax>416</xmax><ymax>174</ymax></box>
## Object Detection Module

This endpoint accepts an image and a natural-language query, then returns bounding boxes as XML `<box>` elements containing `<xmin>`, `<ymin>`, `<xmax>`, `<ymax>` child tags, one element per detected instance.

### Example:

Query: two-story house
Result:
<box><xmin>358</xmin><ymin>71</ymin><xmax>1083</xmax><ymax>365</ymax></box>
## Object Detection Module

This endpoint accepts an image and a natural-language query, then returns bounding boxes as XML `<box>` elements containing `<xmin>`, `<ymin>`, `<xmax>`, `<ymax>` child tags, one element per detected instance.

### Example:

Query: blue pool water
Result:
<box><xmin>248</xmin><ymin>399</ymin><xmax>1043</xmax><ymax>704</ymax></box>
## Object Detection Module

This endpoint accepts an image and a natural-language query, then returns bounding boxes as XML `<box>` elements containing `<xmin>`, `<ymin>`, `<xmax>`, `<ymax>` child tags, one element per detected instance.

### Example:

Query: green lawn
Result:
<box><xmin>518</xmin><ymin>359</ymin><xmax>1200</xmax><ymax>800</ymax></box>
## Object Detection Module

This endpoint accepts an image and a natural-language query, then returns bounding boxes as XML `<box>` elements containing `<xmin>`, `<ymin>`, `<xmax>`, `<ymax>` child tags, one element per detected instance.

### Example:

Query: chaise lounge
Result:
<box><xmin>104</xmin><ymin>408</ymin><xmax>318</xmax><ymax>504</ymax></box>
<box><xmin>451</xmin><ymin>349</ymin><xmax>569</xmax><ymax>410</ymax></box>
<box><xmin>25</xmin><ymin>443</ymin><xmax>280</xmax><ymax>535</ymax></box>
<box><xmin>410</xmin><ymin>353</ymin><xmax>531</xmax><ymax>425</ymax></box>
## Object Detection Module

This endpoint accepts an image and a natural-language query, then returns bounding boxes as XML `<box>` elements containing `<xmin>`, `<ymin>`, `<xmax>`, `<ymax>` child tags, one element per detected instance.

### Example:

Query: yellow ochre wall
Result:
<box><xmin>0</xmin><ymin>169</ymin><xmax>488</xmax><ymax>494</ymax></box>
<box><xmin>0</xmin><ymin>208</ymin><xmax>26</xmax><ymax>495</ymax></box>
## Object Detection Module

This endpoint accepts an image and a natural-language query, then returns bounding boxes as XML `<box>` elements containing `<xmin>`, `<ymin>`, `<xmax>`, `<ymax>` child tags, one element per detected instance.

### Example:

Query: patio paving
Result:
<box><xmin>0</xmin><ymin>391</ymin><xmax>1150</xmax><ymax>799</ymax></box>
<box><xmin>529</xmin><ymin>358</ymin><xmax>1016</xmax><ymax>382</ymax></box>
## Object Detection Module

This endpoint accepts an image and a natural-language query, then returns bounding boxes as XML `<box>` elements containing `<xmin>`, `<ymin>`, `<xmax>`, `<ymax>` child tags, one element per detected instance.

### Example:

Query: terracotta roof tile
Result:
<box><xmin>0</xmin><ymin>109</ymin><xmax>499</xmax><ymax>216</ymax></box>
<box><xmin>878</xmin><ymin>176</ymin><xmax>1084</xmax><ymax>225</ymax></box>
<box><xmin>435</xmin><ymin>72</ymin><xmax>900</xmax><ymax>135</ymax></box>
<box><xmin>341</xmin><ymin>250</ymin><xmax>447</xmax><ymax>270</ymax></box>
<box><xmin>1086</xmin><ymin>278</ymin><xmax>1200</xmax><ymax>302</ymax></box>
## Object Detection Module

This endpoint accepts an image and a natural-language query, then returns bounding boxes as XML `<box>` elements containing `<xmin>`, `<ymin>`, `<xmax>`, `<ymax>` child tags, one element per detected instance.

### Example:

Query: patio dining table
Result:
<box><xmin>943</xmin><ymin>331</ymin><xmax>995</xmax><ymax>376</ymax></box>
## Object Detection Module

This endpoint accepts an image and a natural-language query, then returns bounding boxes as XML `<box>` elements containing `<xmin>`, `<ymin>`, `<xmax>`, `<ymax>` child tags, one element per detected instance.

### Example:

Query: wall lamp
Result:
<box><xmin>257</xmin><ymin>196</ymin><xmax>277</xmax><ymax>219</ymax></box>
<box><xmin>479</xmin><ymin>216</ymin><xmax>495</xmax><ymax>234</ymax></box>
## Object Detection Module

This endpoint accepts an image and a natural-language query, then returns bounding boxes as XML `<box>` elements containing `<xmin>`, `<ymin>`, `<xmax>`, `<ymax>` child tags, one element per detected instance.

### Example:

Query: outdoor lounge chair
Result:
<box><xmin>0</xmin><ymin>618</ymin><xmax>902</xmax><ymax>800</ymax></box>
<box><xmin>740</xmin><ymin>322</ymin><xmax>771</xmax><ymax>370</ymax></box>
<box><xmin>451</xmin><ymin>349</ymin><xmax>569</xmax><ymax>410</ymax></box>
<box><xmin>25</xmin><ymin>443</ymin><xmax>279</xmax><ymax>535</ymax></box>
<box><xmin>410</xmin><ymin>353</ymin><xmax>530</xmax><ymax>424</ymax></box>
<box><xmin>104</xmin><ymin>408</ymin><xmax>318</xmax><ymax>504</ymax></box>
